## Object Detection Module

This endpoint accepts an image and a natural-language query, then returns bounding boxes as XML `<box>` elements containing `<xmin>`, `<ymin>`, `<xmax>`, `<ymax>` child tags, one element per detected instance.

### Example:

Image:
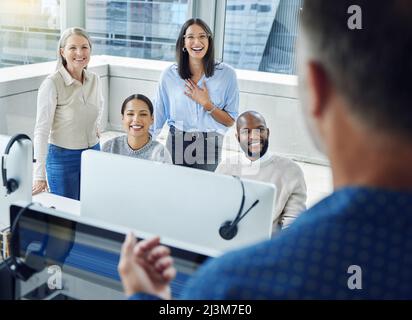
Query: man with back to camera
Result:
<box><xmin>216</xmin><ymin>110</ymin><xmax>307</xmax><ymax>234</ymax></box>
<box><xmin>118</xmin><ymin>0</ymin><xmax>412</xmax><ymax>299</ymax></box>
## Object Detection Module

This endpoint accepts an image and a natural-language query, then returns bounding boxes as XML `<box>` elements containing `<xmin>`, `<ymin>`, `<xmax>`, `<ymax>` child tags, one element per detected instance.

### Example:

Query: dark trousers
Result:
<box><xmin>166</xmin><ymin>126</ymin><xmax>223</xmax><ymax>172</ymax></box>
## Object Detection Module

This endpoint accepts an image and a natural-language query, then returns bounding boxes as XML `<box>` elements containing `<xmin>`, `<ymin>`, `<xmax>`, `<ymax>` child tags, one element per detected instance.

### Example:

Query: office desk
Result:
<box><xmin>2</xmin><ymin>193</ymin><xmax>79</xmax><ymax>260</ymax></box>
<box><xmin>1</xmin><ymin>193</ymin><xmax>79</xmax><ymax>232</ymax></box>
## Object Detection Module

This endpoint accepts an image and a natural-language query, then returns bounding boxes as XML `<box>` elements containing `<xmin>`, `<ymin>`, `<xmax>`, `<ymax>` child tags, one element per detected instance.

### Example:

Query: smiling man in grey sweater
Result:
<box><xmin>216</xmin><ymin>111</ymin><xmax>307</xmax><ymax>234</ymax></box>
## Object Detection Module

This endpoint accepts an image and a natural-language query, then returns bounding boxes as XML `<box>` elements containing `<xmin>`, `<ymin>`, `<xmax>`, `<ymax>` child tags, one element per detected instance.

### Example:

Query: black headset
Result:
<box><xmin>5</xmin><ymin>202</ymin><xmax>42</xmax><ymax>281</ymax></box>
<box><xmin>1</xmin><ymin>134</ymin><xmax>32</xmax><ymax>195</ymax></box>
<box><xmin>219</xmin><ymin>176</ymin><xmax>260</xmax><ymax>240</ymax></box>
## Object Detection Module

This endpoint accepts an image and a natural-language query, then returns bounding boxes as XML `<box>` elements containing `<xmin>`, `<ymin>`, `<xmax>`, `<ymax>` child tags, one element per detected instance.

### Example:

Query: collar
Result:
<box><xmin>124</xmin><ymin>134</ymin><xmax>153</xmax><ymax>154</ymax></box>
<box><xmin>59</xmin><ymin>66</ymin><xmax>89</xmax><ymax>86</ymax></box>
<box><xmin>239</xmin><ymin>151</ymin><xmax>274</xmax><ymax>167</ymax></box>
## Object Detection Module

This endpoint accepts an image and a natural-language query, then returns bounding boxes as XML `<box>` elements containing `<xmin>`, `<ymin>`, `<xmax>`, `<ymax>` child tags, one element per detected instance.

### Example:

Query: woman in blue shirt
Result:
<box><xmin>153</xmin><ymin>18</ymin><xmax>239</xmax><ymax>171</ymax></box>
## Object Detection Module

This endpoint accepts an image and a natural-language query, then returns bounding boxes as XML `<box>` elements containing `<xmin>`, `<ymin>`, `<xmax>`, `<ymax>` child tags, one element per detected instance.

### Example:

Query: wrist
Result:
<box><xmin>203</xmin><ymin>101</ymin><xmax>214</xmax><ymax>111</ymax></box>
<box><xmin>204</xmin><ymin>101</ymin><xmax>217</xmax><ymax>114</ymax></box>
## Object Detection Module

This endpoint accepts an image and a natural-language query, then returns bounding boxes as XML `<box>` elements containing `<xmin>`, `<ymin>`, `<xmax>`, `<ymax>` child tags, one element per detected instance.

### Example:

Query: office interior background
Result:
<box><xmin>1</xmin><ymin>0</ymin><xmax>301</xmax><ymax>72</ymax></box>
<box><xmin>1</xmin><ymin>0</ymin><xmax>412</xmax><ymax>304</ymax></box>
<box><xmin>0</xmin><ymin>0</ymin><xmax>331</xmax><ymax>209</ymax></box>
<box><xmin>0</xmin><ymin>0</ymin><xmax>382</xmax><ymax>303</ymax></box>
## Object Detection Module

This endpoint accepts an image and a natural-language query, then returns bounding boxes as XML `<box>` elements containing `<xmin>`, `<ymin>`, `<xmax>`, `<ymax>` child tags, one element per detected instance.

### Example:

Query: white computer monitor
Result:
<box><xmin>80</xmin><ymin>150</ymin><xmax>276</xmax><ymax>253</ymax></box>
<box><xmin>0</xmin><ymin>135</ymin><xmax>32</xmax><ymax>228</ymax></box>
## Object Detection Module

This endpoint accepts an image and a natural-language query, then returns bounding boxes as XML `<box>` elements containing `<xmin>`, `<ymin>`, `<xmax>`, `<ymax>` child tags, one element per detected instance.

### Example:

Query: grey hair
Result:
<box><xmin>56</xmin><ymin>27</ymin><xmax>92</xmax><ymax>70</ymax></box>
<box><xmin>300</xmin><ymin>0</ymin><xmax>412</xmax><ymax>140</ymax></box>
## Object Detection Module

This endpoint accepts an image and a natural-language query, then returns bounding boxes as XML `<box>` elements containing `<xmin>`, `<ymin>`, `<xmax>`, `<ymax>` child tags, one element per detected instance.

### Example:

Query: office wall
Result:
<box><xmin>0</xmin><ymin>61</ymin><xmax>109</xmax><ymax>138</ymax></box>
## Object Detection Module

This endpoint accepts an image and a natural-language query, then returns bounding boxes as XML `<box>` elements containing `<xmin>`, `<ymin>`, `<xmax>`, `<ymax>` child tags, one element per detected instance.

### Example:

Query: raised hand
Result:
<box><xmin>118</xmin><ymin>233</ymin><xmax>176</xmax><ymax>299</ymax></box>
<box><xmin>184</xmin><ymin>79</ymin><xmax>211</xmax><ymax>107</ymax></box>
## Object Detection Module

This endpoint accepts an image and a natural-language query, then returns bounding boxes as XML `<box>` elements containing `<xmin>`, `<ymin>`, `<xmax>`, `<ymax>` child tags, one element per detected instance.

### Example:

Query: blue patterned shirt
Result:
<box><xmin>131</xmin><ymin>187</ymin><xmax>412</xmax><ymax>300</ymax></box>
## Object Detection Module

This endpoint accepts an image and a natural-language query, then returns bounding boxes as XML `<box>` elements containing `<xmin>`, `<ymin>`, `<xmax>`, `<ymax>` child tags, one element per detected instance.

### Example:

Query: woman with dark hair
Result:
<box><xmin>152</xmin><ymin>18</ymin><xmax>239</xmax><ymax>171</ymax></box>
<box><xmin>102</xmin><ymin>94</ymin><xmax>172</xmax><ymax>164</ymax></box>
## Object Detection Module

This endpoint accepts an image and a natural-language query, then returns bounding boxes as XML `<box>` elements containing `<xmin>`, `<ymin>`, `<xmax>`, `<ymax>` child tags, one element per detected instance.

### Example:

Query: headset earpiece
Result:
<box><xmin>6</xmin><ymin>178</ymin><xmax>19</xmax><ymax>195</ymax></box>
<box><xmin>219</xmin><ymin>177</ymin><xmax>259</xmax><ymax>241</ymax></box>
<box><xmin>2</xmin><ymin>134</ymin><xmax>31</xmax><ymax>195</ymax></box>
<box><xmin>219</xmin><ymin>221</ymin><xmax>238</xmax><ymax>240</ymax></box>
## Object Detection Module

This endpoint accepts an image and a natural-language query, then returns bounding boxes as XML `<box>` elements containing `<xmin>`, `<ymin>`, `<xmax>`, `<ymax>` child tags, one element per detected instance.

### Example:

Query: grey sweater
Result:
<box><xmin>102</xmin><ymin>135</ymin><xmax>172</xmax><ymax>164</ymax></box>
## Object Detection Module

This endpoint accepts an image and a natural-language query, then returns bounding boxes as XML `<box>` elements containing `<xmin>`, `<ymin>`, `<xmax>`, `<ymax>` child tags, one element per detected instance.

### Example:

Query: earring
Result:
<box><xmin>182</xmin><ymin>47</ymin><xmax>187</xmax><ymax>52</ymax></box>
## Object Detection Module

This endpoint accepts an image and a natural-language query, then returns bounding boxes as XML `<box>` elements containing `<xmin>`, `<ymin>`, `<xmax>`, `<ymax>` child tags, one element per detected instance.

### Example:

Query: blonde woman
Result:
<box><xmin>32</xmin><ymin>27</ymin><xmax>103</xmax><ymax>200</ymax></box>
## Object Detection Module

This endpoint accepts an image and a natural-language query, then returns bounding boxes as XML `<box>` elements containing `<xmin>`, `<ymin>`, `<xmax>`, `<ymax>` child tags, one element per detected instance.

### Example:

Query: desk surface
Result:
<box><xmin>1</xmin><ymin>193</ymin><xmax>79</xmax><ymax>231</ymax></box>
<box><xmin>33</xmin><ymin>192</ymin><xmax>80</xmax><ymax>217</ymax></box>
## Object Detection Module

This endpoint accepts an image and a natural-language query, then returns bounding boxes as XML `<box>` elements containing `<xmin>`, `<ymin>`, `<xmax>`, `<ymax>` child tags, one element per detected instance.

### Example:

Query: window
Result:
<box><xmin>223</xmin><ymin>0</ymin><xmax>302</xmax><ymax>75</ymax></box>
<box><xmin>0</xmin><ymin>0</ymin><xmax>303</xmax><ymax>75</ymax></box>
<box><xmin>85</xmin><ymin>0</ymin><xmax>190</xmax><ymax>61</ymax></box>
<box><xmin>0</xmin><ymin>0</ymin><xmax>60</xmax><ymax>68</ymax></box>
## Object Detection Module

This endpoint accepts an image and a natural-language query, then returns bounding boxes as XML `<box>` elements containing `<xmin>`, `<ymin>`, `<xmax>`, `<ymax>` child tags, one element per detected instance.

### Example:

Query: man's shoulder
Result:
<box><xmin>270</xmin><ymin>154</ymin><xmax>302</xmax><ymax>170</ymax></box>
<box><xmin>186</xmin><ymin>188</ymin><xmax>412</xmax><ymax>299</ymax></box>
<box><xmin>264</xmin><ymin>154</ymin><xmax>305</xmax><ymax>182</ymax></box>
<box><xmin>198</xmin><ymin>189</ymin><xmax>366</xmax><ymax>272</ymax></box>
<box><xmin>186</xmin><ymin>191</ymin><xmax>355</xmax><ymax>284</ymax></box>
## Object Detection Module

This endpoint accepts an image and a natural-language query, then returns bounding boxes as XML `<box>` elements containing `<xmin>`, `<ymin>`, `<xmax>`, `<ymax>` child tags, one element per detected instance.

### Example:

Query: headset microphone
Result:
<box><xmin>219</xmin><ymin>177</ymin><xmax>260</xmax><ymax>240</ymax></box>
<box><xmin>1</xmin><ymin>134</ymin><xmax>32</xmax><ymax>195</ymax></box>
<box><xmin>219</xmin><ymin>221</ymin><xmax>238</xmax><ymax>241</ymax></box>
